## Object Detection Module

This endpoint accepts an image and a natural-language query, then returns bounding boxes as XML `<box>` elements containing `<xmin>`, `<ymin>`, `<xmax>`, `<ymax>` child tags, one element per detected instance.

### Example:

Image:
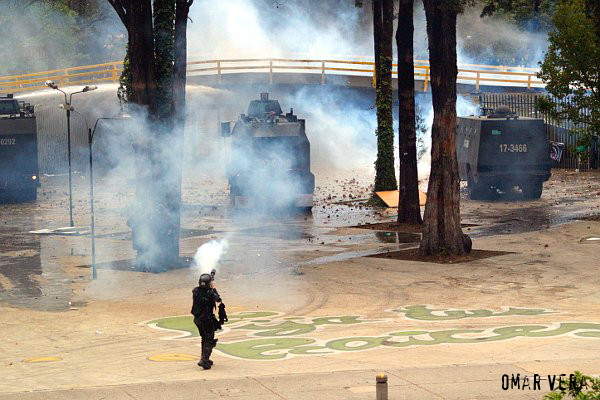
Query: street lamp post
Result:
<box><xmin>45</xmin><ymin>81</ymin><xmax>97</xmax><ymax>227</ymax></box>
<box><xmin>88</xmin><ymin>116</ymin><xmax>130</xmax><ymax>280</ymax></box>
<box><xmin>88</xmin><ymin>126</ymin><xmax>97</xmax><ymax>280</ymax></box>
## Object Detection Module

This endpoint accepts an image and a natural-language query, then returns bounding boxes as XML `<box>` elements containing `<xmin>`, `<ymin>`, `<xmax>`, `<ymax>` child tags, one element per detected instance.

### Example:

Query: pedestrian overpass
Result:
<box><xmin>0</xmin><ymin>58</ymin><xmax>544</xmax><ymax>95</ymax></box>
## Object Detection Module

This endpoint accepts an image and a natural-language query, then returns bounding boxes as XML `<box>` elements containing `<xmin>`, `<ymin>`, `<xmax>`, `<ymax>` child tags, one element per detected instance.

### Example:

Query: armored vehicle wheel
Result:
<box><xmin>16</xmin><ymin>183</ymin><xmax>37</xmax><ymax>202</ymax></box>
<box><xmin>468</xmin><ymin>178</ymin><xmax>496</xmax><ymax>201</ymax></box>
<box><xmin>521</xmin><ymin>181</ymin><xmax>543</xmax><ymax>200</ymax></box>
<box><xmin>0</xmin><ymin>184</ymin><xmax>36</xmax><ymax>203</ymax></box>
<box><xmin>24</xmin><ymin>187</ymin><xmax>37</xmax><ymax>202</ymax></box>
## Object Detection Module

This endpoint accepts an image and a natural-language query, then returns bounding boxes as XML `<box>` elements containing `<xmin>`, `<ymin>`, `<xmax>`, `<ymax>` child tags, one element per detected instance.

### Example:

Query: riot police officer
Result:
<box><xmin>191</xmin><ymin>273</ymin><xmax>224</xmax><ymax>369</ymax></box>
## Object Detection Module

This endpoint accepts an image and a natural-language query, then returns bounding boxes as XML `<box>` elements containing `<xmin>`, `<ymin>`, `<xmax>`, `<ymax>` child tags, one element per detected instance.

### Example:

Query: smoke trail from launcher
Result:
<box><xmin>192</xmin><ymin>238</ymin><xmax>229</xmax><ymax>276</ymax></box>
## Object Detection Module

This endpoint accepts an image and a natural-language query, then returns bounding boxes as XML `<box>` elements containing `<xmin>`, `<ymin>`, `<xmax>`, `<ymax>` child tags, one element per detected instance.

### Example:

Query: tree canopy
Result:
<box><xmin>480</xmin><ymin>0</ymin><xmax>558</xmax><ymax>31</ymax></box>
<box><xmin>537</xmin><ymin>0</ymin><xmax>600</xmax><ymax>140</ymax></box>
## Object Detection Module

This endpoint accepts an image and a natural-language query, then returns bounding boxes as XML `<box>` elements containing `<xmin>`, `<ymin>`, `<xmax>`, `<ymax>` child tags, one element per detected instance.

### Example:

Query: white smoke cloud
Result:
<box><xmin>192</xmin><ymin>239</ymin><xmax>229</xmax><ymax>275</ymax></box>
<box><xmin>187</xmin><ymin>0</ymin><xmax>370</xmax><ymax>60</ymax></box>
<box><xmin>12</xmin><ymin>0</ymin><xmax>548</xmax><ymax>280</ymax></box>
<box><xmin>416</xmin><ymin>95</ymin><xmax>480</xmax><ymax>188</ymax></box>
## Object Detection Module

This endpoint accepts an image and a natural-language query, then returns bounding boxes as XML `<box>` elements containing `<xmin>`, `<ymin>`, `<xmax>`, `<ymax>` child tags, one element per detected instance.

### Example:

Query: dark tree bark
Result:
<box><xmin>373</xmin><ymin>0</ymin><xmax>382</xmax><ymax>78</ymax></box>
<box><xmin>396</xmin><ymin>0</ymin><xmax>421</xmax><ymax>225</ymax></box>
<box><xmin>146</xmin><ymin>0</ymin><xmax>179</xmax><ymax>268</ymax></box>
<box><xmin>127</xmin><ymin>1</ymin><xmax>156</xmax><ymax>109</ymax></box>
<box><xmin>153</xmin><ymin>0</ymin><xmax>175</xmax><ymax>120</ymax></box>
<box><xmin>372</xmin><ymin>0</ymin><xmax>397</xmax><ymax>192</ymax></box>
<box><xmin>419</xmin><ymin>0</ymin><xmax>471</xmax><ymax>256</ymax></box>
<box><xmin>108</xmin><ymin>0</ymin><xmax>191</xmax><ymax>270</ymax></box>
<box><xmin>174</xmin><ymin>0</ymin><xmax>193</xmax><ymax>117</ymax></box>
<box><xmin>160</xmin><ymin>0</ymin><xmax>192</xmax><ymax>269</ymax></box>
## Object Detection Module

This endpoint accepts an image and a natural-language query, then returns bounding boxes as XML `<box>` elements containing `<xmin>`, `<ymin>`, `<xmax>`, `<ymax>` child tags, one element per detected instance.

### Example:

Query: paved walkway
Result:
<box><xmin>6</xmin><ymin>362</ymin><xmax>597</xmax><ymax>400</ymax></box>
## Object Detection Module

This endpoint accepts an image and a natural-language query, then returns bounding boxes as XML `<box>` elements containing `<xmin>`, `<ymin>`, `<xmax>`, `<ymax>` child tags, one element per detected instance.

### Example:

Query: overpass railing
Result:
<box><xmin>0</xmin><ymin>58</ymin><xmax>544</xmax><ymax>94</ymax></box>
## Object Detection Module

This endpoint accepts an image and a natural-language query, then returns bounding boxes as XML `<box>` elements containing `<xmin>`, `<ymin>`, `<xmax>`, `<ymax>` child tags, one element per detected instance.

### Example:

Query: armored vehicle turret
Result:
<box><xmin>0</xmin><ymin>94</ymin><xmax>38</xmax><ymax>203</ymax></box>
<box><xmin>457</xmin><ymin>107</ymin><xmax>553</xmax><ymax>200</ymax></box>
<box><xmin>221</xmin><ymin>93</ymin><xmax>314</xmax><ymax>211</ymax></box>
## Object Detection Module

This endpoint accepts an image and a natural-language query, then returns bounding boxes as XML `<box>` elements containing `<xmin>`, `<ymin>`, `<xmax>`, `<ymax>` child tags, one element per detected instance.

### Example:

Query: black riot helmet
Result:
<box><xmin>199</xmin><ymin>273</ymin><xmax>212</xmax><ymax>287</ymax></box>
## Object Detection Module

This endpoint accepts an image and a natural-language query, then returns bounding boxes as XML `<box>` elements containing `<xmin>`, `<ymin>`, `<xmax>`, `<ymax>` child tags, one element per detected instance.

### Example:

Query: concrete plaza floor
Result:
<box><xmin>1</xmin><ymin>171</ymin><xmax>600</xmax><ymax>399</ymax></box>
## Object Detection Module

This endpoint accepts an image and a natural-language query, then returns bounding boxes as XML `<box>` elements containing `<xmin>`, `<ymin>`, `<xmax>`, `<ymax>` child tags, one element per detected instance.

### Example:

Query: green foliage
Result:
<box><xmin>374</xmin><ymin>79</ymin><xmax>397</xmax><ymax>191</ymax></box>
<box><xmin>415</xmin><ymin>105</ymin><xmax>429</xmax><ymax>160</ymax></box>
<box><xmin>543</xmin><ymin>371</ymin><xmax>600</xmax><ymax>399</ymax></box>
<box><xmin>538</xmin><ymin>0</ymin><xmax>600</xmax><ymax>137</ymax></box>
<box><xmin>153</xmin><ymin>0</ymin><xmax>176</xmax><ymax>120</ymax></box>
<box><xmin>117</xmin><ymin>47</ymin><xmax>133</xmax><ymax>106</ymax></box>
<box><xmin>0</xmin><ymin>0</ymin><xmax>125</xmax><ymax>75</ymax></box>
<box><xmin>481</xmin><ymin>0</ymin><xmax>558</xmax><ymax>30</ymax></box>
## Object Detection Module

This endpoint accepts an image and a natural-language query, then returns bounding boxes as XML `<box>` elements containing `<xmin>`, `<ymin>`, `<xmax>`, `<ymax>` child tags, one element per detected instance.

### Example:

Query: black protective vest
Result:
<box><xmin>191</xmin><ymin>286</ymin><xmax>221</xmax><ymax>320</ymax></box>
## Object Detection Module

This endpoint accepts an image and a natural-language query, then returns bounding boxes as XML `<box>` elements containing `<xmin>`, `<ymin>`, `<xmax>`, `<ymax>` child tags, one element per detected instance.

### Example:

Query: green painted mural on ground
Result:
<box><xmin>217</xmin><ymin>323</ymin><xmax>600</xmax><ymax>360</ymax></box>
<box><xmin>148</xmin><ymin>311</ymin><xmax>279</xmax><ymax>338</ymax></box>
<box><xmin>235</xmin><ymin>316</ymin><xmax>375</xmax><ymax>336</ymax></box>
<box><xmin>146</xmin><ymin>306</ymin><xmax>598</xmax><ymax>361</ymax></box>
<box><xmin>392</xmin><ymin>305</ymin><xmax>553</xmax><ymax>321</ymax></box>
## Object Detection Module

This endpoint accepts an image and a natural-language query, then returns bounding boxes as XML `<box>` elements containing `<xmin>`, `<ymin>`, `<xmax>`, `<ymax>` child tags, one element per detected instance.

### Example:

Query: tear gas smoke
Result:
<box><xmin>188</xmin><ymin>1</ymin><xmax>549</xmax><ymax>68</ymax></box>
<box><xmin>192</xmin><ymin>239</ymin><xmax>229</xmax><ymax>275</ymax></box>
<box><xmin>187</xmin><ymin>0</ymin><xmax>370</xmax><ymax>59</ymax></box>
<box><xmin>415</xmin><ymin>95</ymin><xmax>480</xmax><ymax>188</ymax></box>
<box><xmin>413</xmin><ymin>3</ymin><xmax>548</xmax><ymax>67</ymax></box>
<box><xmin>11</xmin><ymin>0</ymin><xmax>540</xmax><ymax>279</ymax></box>
<box><xmin>4</xmin><ymin>0</ymin><xmax>550</xmax><ymax>77</ymax></box>
<box><xmin>0</xmin><ymin>1</ymin><xmax>125</xmax><ymax>75</ymax></box>
<box><xmin>457</xmin><ymin>7</ymin><xmax>549</xmax><ymax>67</ymax></box>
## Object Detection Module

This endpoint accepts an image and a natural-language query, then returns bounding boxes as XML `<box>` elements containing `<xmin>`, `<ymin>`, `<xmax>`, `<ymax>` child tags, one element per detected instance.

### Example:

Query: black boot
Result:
<box><xmin>198</xmin><ymin>343</ymin><xmax>212</xmax><ymax>369</ymax></box>
<box><xmin>206</xmin><ymin>346</ymin><xmax>214</xmax><ymax>368</ymax></box>
<box><xmin>198</xmin><ymin>360</ymin><xmax>211</xmax><ymax>370</ymax></box>
<box><xmin>205</xmin><ymin>341</ymin><xmax>215</xmax><ymax>367</ymax></box>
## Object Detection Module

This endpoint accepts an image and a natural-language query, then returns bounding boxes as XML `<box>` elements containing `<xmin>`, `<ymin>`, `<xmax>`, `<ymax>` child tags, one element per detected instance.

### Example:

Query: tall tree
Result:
<box><xmin>396</xmin><ymin>0</ymin><xmax>422</xmax><ymax>225</ymax></box>
<box><xmin>109</xmin><ymin>1</ymin><xmax>156</xmax><ymax>108</ymax></box>
<box><xmin>537</xmin><ymin>0</ymin><xmax>600</xmax><ymax>147</ymax></box>
<box><xmin>419</xmin><ymin>0</ymin><xmax>471</xmax><ymax>256</ymax></box>
<box><xmin>174</xmin><ymin>0</ymin><xmax>193</xmax><ymax>117</ymax></box>
<box><xmin>108</xmin><ymin>0</ymin><xmax>191</xmax><ymax>270</ymax></box>
<box><xmin>169</xmin><ymin>0</ymin><xmax>193</xmax><ymax>269</ymax></box>
<box><xmin>372</xmin><ymin>0</ymin><xmax>397</xmax><ymax>193</ymax></box>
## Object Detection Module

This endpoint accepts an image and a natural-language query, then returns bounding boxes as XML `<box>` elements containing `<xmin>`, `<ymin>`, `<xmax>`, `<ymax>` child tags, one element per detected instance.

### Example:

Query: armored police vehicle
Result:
<box><xmin>221</xmin><ymin>93</ymin><xmax>314</xmax><ymax>211</ymax></box>
<box><xmin>457</xmin><ymin>107</ymin><xmax>552</xmax><ymax>200</ymax></box>
<box><xmin>0</xmin><ymin>94</ymin><xmax>38</xmax><ymax>203</ymax></box>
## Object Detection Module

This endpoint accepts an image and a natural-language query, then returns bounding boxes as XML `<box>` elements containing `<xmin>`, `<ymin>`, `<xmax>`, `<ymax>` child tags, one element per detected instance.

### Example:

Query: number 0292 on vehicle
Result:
<box><xmin>499</xmin><ymin>144</ymin><xmax>528</xmax><ymax>153</ymax></box>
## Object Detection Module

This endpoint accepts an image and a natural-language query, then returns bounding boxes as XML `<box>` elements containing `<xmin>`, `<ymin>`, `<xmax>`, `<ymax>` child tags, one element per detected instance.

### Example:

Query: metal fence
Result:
<box><xmin>477</xmin><ymin>93</ymin><xmax>598</xmax><ymax>170</ymax></box>
<box><xmin>0</xmin><ymin>58</ymin><xmax>544</xmax><ymax>95</ymax></box>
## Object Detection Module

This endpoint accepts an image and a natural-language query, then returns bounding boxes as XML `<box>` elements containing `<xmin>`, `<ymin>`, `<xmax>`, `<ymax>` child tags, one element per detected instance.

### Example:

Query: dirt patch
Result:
<box><xmin>353</xmin><ymin>222</ymin><xmax>478</xmax><ymax>233</ymax></box>
<box><xmin>367</xmin><ymin>248</ymin><xmax>513</xmax><ymax>264</ymax></box>
<box><xmin>353</xmin><ymin>222</ymin><xmax>423</xmax><ymax>233</ymax></box>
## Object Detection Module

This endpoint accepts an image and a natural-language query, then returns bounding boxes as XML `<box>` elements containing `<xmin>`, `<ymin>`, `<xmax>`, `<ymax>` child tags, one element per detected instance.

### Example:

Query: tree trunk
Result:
<box><xmin>108</xmin><ymin>0</ymin><xmax>186</xmax><ymax>271</ymax></box>
<box><xmin>373</xmin><ymin>0</ymin><xmax>382</xmax><ymax>80</ymax></box>
<box><xmin>419</xmin><ymin>0</ymin><xmax>471</xmax><ymax>256</ymax></box>
<box><xmin>372</xmin><ymin>0</ymin><xmax>397</xmax><ymax>192</ymax></box>
<box><xmin>174</xmin><ymin>1</ymin><xmax>191</xmax><ymax>117</ymax></box>
<box><xmin>141</xmin><ymin>0</ymin><xmax>179</xmax><ymax>269</ymax></box>
<box><xmin>171</xmin><ymin>0</ymin><xmax>192</xmax><ymax>251</ymax></box>
<box><xmin>396</xmin><ymin>0</ymin><xmax>421</xmax><ymax>225</ymax></box>
<box><xmin>127</xmin><ymin>1</ymin><xmax>155</xmax><ymax>109</ymax></box>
